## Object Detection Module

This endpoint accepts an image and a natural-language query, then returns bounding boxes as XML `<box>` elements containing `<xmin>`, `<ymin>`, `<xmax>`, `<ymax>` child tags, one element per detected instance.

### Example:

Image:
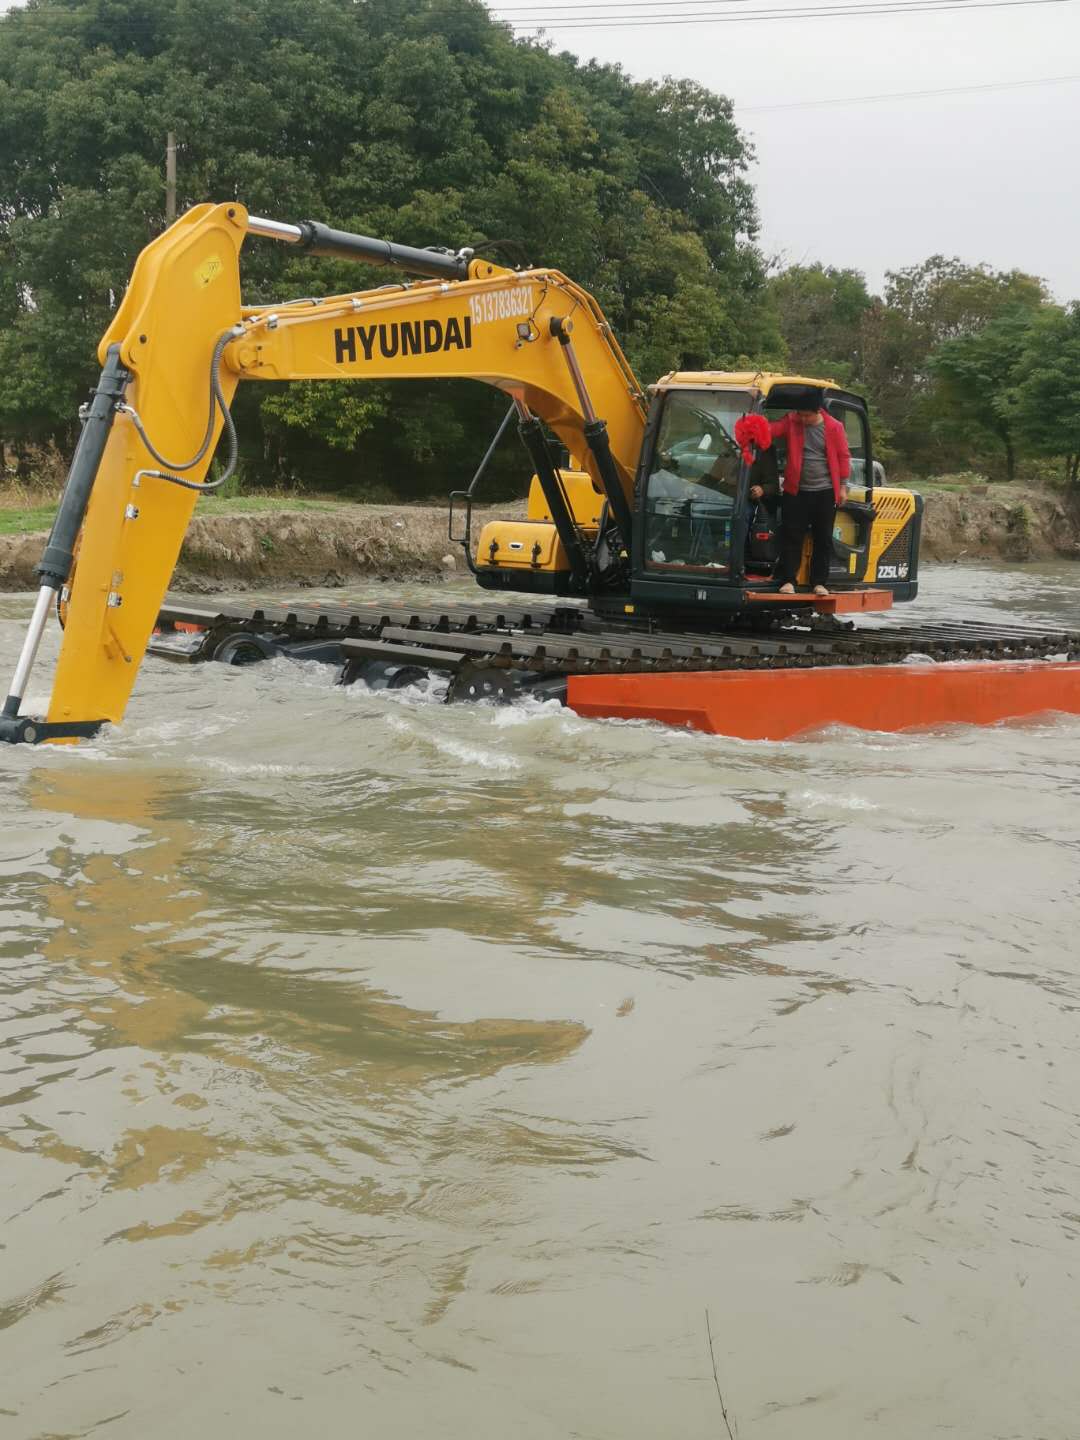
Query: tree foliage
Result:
<box><xmin>928</xmin><ymin>308</ymin><xmax>1041</xmax><ymax>481</ymax></box>
<box><xmin>1008</xmin><ymin>304</ymin><xmax>1080</xmax><ymax>486</ymax></box>
<box><xmin>768</xmin><ymin>251</ymin><xmax>1062</xmax><ymax>479</ymax></box>
<box><xmin>766</xmin><ymin>263</ymin><xmax>873</xmax><ymax>383</ymax></box>
<box><xmin>0</xmin><ymin>0</ymin><xmax>778</xmax><ymax>493</ymax></box>
<box><xmin>863</xmin><ymin>257</ymin><xmax>1051</xmax><ymax>470</ymax></box>
<box><xmin>3</xmin><ymin>0</ymin><xmax>1075</xmax><ymax>492</ymax></box>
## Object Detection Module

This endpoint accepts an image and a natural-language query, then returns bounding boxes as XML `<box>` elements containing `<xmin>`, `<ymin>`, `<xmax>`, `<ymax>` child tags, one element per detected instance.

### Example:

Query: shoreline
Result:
<box><xmin>1</xmin><ymin>487</ymin><xmax>1077</xmax><ymax>593</ymax></box>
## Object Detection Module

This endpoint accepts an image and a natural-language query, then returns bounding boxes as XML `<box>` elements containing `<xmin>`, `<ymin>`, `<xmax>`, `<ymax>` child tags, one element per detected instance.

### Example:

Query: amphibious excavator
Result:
<box><xmin>3</xmin><ymin>203</ymin><xmax>1079</xmax><ymax>745</ymax></box>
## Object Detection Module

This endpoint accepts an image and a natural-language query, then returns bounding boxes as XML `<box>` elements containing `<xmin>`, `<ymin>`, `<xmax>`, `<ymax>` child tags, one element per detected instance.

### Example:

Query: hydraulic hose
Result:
<box><xmin>120</xmin><ymin>325</ymin><xmax>242</xmax><ymax>493</ymax></box>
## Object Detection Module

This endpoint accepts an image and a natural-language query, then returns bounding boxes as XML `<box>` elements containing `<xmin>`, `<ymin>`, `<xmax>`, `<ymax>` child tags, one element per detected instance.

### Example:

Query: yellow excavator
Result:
<box><xmin>1</xmin><ymin>202</ymin><xmax>926</xmax><ymax>744</ymax></box>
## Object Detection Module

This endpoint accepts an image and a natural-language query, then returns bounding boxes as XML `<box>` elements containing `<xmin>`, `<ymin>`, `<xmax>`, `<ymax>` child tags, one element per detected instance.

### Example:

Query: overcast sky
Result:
<box><xmin>2</xmin><ymin>0</ymin><xmax>1077</xmax><ymax>301</ymax></box>
<box><xmin>493</xmin><ymin>0</ymin><xmax>1080</xmax><ymax>302</ymax></box>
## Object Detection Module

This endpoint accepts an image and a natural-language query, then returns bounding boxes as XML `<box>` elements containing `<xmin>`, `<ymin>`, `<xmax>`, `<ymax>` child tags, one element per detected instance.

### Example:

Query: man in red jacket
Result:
<box><xmin>768</xmin><ymin>388</ymin><xmax>850</xmax><ymax>596</ymax></box>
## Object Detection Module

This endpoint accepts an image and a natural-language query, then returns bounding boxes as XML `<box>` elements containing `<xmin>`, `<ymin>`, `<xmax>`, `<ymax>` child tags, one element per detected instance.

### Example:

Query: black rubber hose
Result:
<box><xmin>132</xmin><ymin>327</ymin><xmax>241</xmax><ymax>493</ymax></box>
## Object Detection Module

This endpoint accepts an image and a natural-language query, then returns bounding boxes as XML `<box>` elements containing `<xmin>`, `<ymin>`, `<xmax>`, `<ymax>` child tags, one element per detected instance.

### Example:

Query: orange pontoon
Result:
<box><xmin>568</xmin><ymin>659</ymin><xmax>1080</xmax><ymax>740</ymax></box>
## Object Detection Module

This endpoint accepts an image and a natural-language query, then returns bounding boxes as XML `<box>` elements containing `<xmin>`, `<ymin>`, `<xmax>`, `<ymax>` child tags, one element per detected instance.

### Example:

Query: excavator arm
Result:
<box><xmin>0</xmin><ymin>202</ymin><xmax>647</xmax><ymax>743</ymax></box>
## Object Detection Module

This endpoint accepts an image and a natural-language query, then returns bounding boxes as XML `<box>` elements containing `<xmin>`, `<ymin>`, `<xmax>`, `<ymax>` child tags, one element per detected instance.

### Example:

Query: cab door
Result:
<box><xmin>634</xmin><ymin>391</ymin><xmax>744</xmax><ymax>583</ymax></box>
<box><xmin>825</xmin><ymin>397</ymin><xmax>875</xmax><ymax>584</ymax></box>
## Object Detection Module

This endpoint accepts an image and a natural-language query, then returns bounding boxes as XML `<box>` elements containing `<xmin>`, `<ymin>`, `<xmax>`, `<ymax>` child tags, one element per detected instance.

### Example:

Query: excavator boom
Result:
<box><xmin>0</xmin><ymin>202</ymin><xmax>646</xmax><ymax>743</ymax></box>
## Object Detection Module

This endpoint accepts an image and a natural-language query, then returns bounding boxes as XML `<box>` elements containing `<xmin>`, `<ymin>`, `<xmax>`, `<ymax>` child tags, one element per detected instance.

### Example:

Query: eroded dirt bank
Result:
<box><xmin>917</xmin><ymin>486</ymin><xmax>1080</xmax><ymax>564</ymax></box>
<box><xmin>0</xmin><ymin>502</ymin><xmax>509</xmax><ymax>593</ymax></box>
<box><xmin>1</xmin><ymin>489</ymin><xmax>1078</xmax><ymax>591</ymax></box>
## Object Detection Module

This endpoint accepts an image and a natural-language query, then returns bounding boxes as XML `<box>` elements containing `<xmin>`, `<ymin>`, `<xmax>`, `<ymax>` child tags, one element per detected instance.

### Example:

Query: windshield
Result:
<box><xmin>643</xmin><ymin>391</ymin><xmax>750</xmax><ymax>576</ymax></box>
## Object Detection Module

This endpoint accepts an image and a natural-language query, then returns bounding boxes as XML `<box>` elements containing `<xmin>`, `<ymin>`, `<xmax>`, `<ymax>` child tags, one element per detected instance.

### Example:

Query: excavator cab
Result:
<box><xmin>471</xmin><ymin>369</ymin><xmax>921</xmax><ymax>622</ymax></box>
<box><xmin>623</xmin><ymin>373</ymin><xmax>922</xmax><ymax>619</ymax></box>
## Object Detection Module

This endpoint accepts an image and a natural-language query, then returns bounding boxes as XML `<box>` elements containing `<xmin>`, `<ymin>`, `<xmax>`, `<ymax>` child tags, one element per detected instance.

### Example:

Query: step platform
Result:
<box><xmin>746</xmin><ymin>588</ymin><xmax>894</xmax><ymax>615</ymax></box>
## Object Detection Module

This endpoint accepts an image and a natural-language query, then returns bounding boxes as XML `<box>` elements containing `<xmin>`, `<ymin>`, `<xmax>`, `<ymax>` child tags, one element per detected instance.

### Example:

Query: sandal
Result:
<box><xmin>813</xmin><ymin>585</ymin><xmax>830</xmax><ymax>597</ymax></box>
<box><xmin>778</xmin><ymin>583</ymin><xmax>795</xmax><ymax>595</ymax></box>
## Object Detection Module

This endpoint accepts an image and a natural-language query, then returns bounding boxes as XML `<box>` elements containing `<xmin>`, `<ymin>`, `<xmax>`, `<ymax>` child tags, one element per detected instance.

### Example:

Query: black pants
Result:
<box><xmin>779</xmin><ymin>489</ymin><xmax>836</xmax><ymax>587</ymax></box>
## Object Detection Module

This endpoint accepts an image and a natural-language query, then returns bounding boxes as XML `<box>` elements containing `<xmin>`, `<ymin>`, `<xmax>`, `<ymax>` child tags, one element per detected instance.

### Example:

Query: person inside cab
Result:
<box><xmin>768</xmin><ymin>388</ymin><xmax>850</xmax><ymax>596</ymax></box>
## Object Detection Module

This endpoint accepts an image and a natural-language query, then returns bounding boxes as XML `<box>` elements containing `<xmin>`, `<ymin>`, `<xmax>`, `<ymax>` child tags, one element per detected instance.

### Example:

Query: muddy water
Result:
<box><xmin>2</xmin><ymin>562</ymin><xmax>1080</xmax><ymax>1439</ymax></box>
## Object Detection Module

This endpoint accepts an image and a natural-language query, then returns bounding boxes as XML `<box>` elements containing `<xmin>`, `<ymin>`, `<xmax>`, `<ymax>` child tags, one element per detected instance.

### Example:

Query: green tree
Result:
<box><xmin>768</xmin><ymin>263</ymin><xmax>874</xmax><ymax>382</ymax></box>
<box><xmin>0</xmin><ymin>0</ymin><xmax>775</xmax><ymax>494</ymax></box>
<box><xmin>927</xmin><ymin>307</ymin><xmax>1040</xmax><ymax>481</ymax></box>
<box><xmin>1008</xmin><ymin>304</ymin><xmax>1080</xmax><ymax>486</ymax></box>
<box><xmin>862</xmin><ymin>256</ymin><xmax>1048</xmax><ymax>468</ymax></box>
<box><xmin>884</xmin><ymin>254</ymin><xmax>1046</xmax><ymax>346</ymax></box>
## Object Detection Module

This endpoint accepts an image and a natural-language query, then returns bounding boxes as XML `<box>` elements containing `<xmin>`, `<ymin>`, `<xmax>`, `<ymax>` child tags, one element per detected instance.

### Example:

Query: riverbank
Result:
<box><xmin>0</xmin><ymin>485</ymin><xmax>1077</xmax><ymax>590</ymax></box>
<box><xmin>917</xmin><ymin>483</ymin><xmax>1080</xmax><ymax>564</ymax></box>
<box><xmin>0</xmin><ymin>498</ymin><xmax>511</xmax><ymax>592</ymax></box>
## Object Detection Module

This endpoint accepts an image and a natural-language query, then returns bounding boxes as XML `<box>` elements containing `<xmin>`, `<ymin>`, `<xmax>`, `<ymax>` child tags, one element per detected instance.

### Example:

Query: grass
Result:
<box><xmin>0</xmin><ymin>504</ymin><xmax>62</xmax><ymax>535</ymax></box>
<box><xmin>914</xmin><ymin>481</ymin><xmax>990</xmax><ymax>495</ymax></box>
<box><xmin>0</xmin><ymin>489</ymin><xmax>353</xmax><ymax>536</ymax></box>
<box><xmin>197</xmin><ymin>494</ymin><xmax>348</xmax><ymax>514</ymax></box>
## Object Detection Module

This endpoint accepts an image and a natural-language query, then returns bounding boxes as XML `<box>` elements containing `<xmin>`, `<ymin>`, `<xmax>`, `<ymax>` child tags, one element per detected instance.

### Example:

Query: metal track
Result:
<box><xmin>151</xmin><ymin>596</ymin><xmax>1080</xmax><ymax>695</ymax></box>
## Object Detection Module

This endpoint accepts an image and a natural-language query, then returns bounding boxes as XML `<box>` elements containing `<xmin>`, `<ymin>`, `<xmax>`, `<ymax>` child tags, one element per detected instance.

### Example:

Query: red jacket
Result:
<box><xmin>769</xmin><ymin>413</ymin><xmax>850</xmax><ymax>502</ymax></box>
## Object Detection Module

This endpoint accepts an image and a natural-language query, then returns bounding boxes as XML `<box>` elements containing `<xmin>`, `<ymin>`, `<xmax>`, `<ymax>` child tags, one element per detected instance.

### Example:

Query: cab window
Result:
<box><xmin>643</xmin><ymin>392</ymin><xmax>748</xmax><ymax>575</ymax></box>
<box><xmin>833</xmin><ymin>406</ymin><xmax>869</xmax><ymax>486</ymax></box>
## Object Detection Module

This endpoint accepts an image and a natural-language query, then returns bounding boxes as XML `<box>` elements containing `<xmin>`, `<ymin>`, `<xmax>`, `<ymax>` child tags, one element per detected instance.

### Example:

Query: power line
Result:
<box><xmin>1</xmin><ymin>0</ymin><xmax>1069</xmax><ymax>39</ymax></box>
<box><xmin>499</xmin><ymin>0</ymin><xmax>981</xmax><ymax>8</ymax></box>
<box><xmin>507</xmin><ymin>0</ymin><xmax>1067</xmax><ymax>23</ymax></box>
<box><xmin>740</xmin><ymin>70</ymin><xmax>1080</xmax><ymax>110</ymax></box>
<box><xmin>499</xmin><ymin>0</ymin><xmax>831</xmax><ymax>7</ymax></box>
<box><xmin>504</xmin><ymin>0</ymin><xmax>1071</xmax><ymax>25</ymax></box>
<box><xmin>2</xmin><ymin>0</ymin><xmax>1067</xmax><ymax>28</ymax></box>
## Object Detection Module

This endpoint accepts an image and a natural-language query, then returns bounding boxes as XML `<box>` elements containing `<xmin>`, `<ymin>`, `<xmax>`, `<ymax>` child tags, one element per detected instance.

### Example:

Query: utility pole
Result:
<box><xmin>165</xmin><ymin>132</ymin><xmax>176</xmax><ymax>224</ymax></box>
